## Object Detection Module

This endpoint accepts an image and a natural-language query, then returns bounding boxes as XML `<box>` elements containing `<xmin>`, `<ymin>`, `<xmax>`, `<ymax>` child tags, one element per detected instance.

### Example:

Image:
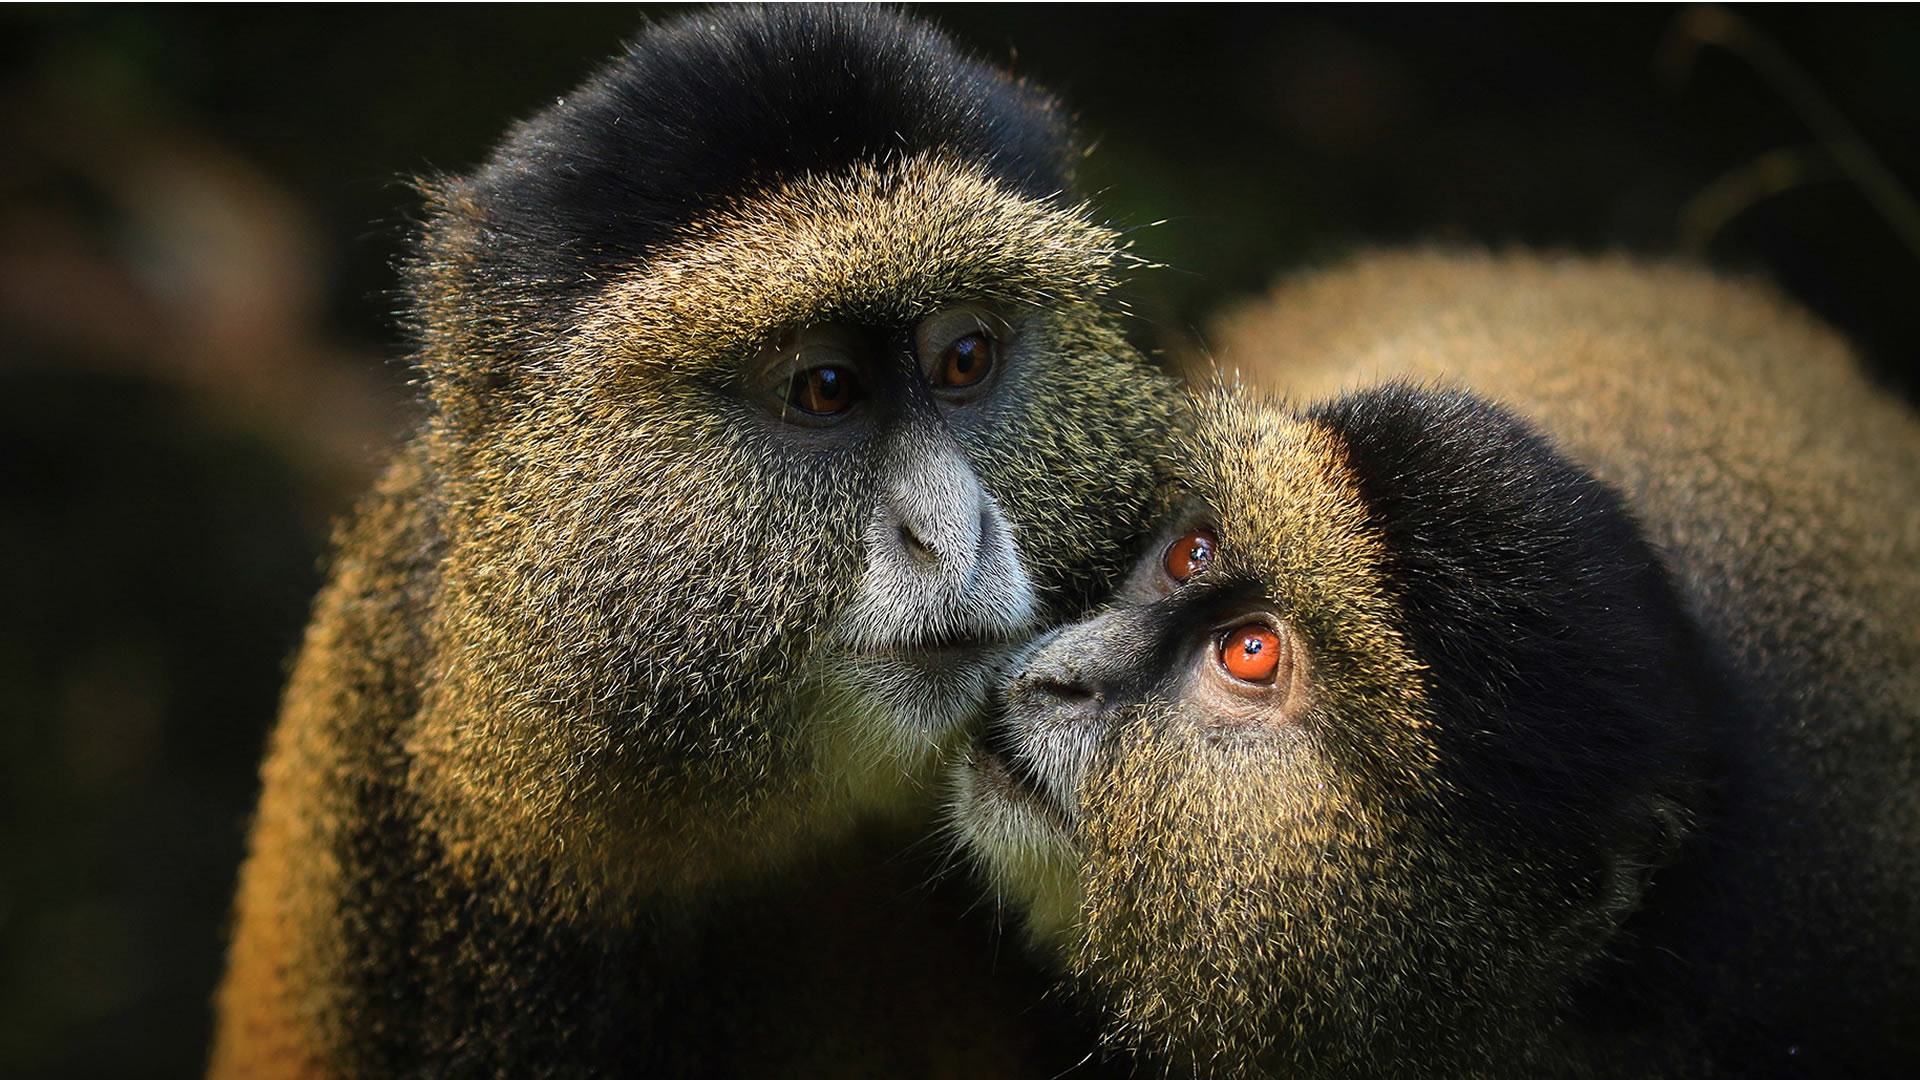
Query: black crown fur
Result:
<box><xmin>449</xmin><ymin>5</ymin><xmax>1074</xmax><ymax>308</ymax></box>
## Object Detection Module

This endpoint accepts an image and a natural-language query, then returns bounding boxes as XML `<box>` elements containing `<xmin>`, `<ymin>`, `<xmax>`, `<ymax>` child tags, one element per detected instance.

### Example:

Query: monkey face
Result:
<box><xmin>742</xmin><ymin>304</ymin><xmax>1041</xmax><ymax>734</ymax></box>
<box><xmin>385</xmin><ymin>4</ymin><xmax>1187</xmax><ymax>918</ymax></box>
<box><xmin>955</xmin><ymin>385</ymin><xmax>1706</xmax><ymax>1073</ymax></box>
<box><xmin>956</xmin><ymin>392</ymin><xmax>1424</xmax><ymax>950</ymax></box>
<box><xmin>405</xmin><ymin>150</ymin><xmax>1177</xmax><ymax>910</ymax></box>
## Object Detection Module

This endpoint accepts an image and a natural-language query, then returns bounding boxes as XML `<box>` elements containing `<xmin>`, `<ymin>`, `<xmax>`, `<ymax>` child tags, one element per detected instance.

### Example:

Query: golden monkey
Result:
<box><xmin>213</xmin><ymin>7</ymin><xmax>1176</xmax><ymax>1075</ymax></box>
<box><xmin>957</xmin><ymin>252</ymin><xmax>1919</xmax><ymax>1077</ymax></box>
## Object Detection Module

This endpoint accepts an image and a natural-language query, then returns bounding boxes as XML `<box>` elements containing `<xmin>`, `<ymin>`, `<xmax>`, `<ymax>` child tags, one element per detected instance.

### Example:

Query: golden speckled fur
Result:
<box><xmin>1207</xmin><ymin>252</ymin><xmax>1919</xmax><ymax>806</ymax></box>
<box><xmin>215</xmin><ymin>165</ymin><xmax>1175</xmax><ymax>1074</ymax></box>
<box><xmin>1199</xmin><ymin>252</ymin><xmax>1915</xmax><ymax>1072</ymax></box>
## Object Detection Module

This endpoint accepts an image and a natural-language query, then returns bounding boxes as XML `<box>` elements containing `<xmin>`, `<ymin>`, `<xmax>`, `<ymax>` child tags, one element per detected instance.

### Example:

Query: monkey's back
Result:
<box><xmin>1206</xmin><ymin>250</ymin><xmax>1920</xmax><ymax>1073</ymax></box>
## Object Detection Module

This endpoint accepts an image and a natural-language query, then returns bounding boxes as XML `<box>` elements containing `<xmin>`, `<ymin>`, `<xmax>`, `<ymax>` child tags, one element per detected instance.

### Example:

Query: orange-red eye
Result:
<box><xmin>1164</xmin><ymin>529</ymin><xmax>1217</xmax><ymax>583</ymax></box>
<box><xmin>1219</xmin><ymin>622</ymin><xmax>1283</xmax><ymax>684</ymax></box>
<box><xmin>936</xmin><ymin>333</ymin><xmax>994</xmax><ymax>388</ymax></box>
<box><xmin>786</xmin><ymin>365</ymin><xmax>859</xmax><ymax>415</ymax></box>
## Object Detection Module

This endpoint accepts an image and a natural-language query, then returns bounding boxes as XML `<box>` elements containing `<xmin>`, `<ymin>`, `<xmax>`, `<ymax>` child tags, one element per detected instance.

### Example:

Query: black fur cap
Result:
<box><xmin>438</xmin><ymin>4</ymin><xmax>1076</xmax><ymax>308</ymax></box>
<box><xmin>1311</xmin><ymin>382</ymin><xmax>1706</xmax><ymax>847</ymax></box>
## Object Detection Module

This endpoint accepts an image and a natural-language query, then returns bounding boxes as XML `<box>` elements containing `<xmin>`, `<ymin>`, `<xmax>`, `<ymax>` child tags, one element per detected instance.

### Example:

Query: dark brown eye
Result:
<box><xmin>785</xmin><ymin>365</ymin><xmax>859</xmax><ymax>415</ymax></box>
<box><xmin>1219</xmin><ymin>621</ymin><xmax>1283</xmax><ymax>684</ymax></box>
<box><xmin>1164</xmin><ymin>529</ymin><xmax>1217</xmax><ymax>583</ymax></box>
<box><xmin>935</xmin><ymin>333</ymin><xmax>994</xmax><ymax>388</ymax></box>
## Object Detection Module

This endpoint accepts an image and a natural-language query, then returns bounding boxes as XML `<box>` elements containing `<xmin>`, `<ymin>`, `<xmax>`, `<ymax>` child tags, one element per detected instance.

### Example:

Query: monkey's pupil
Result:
<box><xmin>942</xmin><ymin>335</ymin><xmax>990</xmax><ymax>386</ymax></box>
<box><xmin>1165</xmin><ymin>529</ymin><xmax>1217</xmax><ymax>582</ymax></box>
<box><xmin>789</xmin><ymin>366</ymin><xmax>856</xmax><ymax>415</ymax></box>
<box><xmin>1221</xmin><ymin>623</ymin><xmax>1282</xmax><ymax>683</ymax></box>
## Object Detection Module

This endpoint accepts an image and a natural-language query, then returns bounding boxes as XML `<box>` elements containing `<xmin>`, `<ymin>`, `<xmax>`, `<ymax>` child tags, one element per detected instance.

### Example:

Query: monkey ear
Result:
<box><xmin>1596</xmin><ymin>796</ymin><xmax>1693</xmax><ymax>928</ymax></box>
<box><xmin>402</xmin><ymin>183</ymin><xmax>561</xmax><ymax>429</ymax></box>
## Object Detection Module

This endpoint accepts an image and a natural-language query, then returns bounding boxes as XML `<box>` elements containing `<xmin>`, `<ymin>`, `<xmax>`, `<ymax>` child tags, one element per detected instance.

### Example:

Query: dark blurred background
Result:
<box><xmin>2</xmin><ymin>6</ymin><xmax>1914</xmax><ymax>1077</ymax></box>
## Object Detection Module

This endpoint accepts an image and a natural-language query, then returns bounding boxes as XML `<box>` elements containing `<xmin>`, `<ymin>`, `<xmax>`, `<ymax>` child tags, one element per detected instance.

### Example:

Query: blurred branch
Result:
<box><xmin>1662</xmin><ymin>4</ymin><xmax>1920</xmax><ymax>262</ymax></box>
<box><xmin>1675</xmin><ymin>144</ymin><xmax>1834</xmax><ymax>253</ymax></box>
<box><xmin>0</xmin><ymin>67</ymin><xmax>405</xmax><ymax>516</ymax></box>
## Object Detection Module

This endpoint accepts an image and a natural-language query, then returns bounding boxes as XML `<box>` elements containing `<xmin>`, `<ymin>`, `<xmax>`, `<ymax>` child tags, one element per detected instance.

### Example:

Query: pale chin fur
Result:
<box><xmin>812</xmin><ymin>492</ymin><xmax>1045</xmax><ymax>824</ymax></box>
<box><xmin>949</xmin><ymin>743</ymin><xmax>1084</xmax><ymax>952</ymax></box>
<box><xmin>800</xmin><ymin>640</ymin><xmax>1026</xmax><ymax>828</ymax></box>
<box><xmin>828</xmin><ymin>641</ymin><xmax>1027</xmax><ymax>744</ymax></box>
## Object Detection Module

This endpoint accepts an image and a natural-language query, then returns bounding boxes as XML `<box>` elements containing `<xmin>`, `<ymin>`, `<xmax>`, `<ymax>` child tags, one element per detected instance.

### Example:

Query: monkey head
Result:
<box><xmin>955</xmin><ymin>384</ymin><xmax>1708</xmax><ymax>1076</ymax></box>
<box><xmin>393</xmin><ymin>7</ymin><xmax>1178</xmax><ymax>917</ymax></box>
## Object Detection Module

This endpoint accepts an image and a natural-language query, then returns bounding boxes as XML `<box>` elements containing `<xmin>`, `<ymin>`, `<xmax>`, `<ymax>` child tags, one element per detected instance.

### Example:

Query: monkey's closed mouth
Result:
<box><xmin>868</xmin><ymin>630</ymin><xmax>1019</xmax><ymax>663</ymax></box>
<box><xmin>973</xmin><ymin>713</ymin><xmax>1071</xmax><ymax>829</ymax></box>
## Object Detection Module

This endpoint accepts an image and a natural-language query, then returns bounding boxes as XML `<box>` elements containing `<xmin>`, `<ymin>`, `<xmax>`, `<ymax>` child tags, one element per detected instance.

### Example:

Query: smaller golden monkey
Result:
<box><xmin>956</xmin><ymin>252</ymin><xmax>1920</xmax><ymax>1077</ymax></box>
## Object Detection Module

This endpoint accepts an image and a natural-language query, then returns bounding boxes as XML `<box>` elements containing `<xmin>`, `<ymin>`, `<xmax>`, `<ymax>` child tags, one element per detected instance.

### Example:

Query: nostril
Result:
<box><xmin>898</xmin><ymin>522</ymin><xmax>938</xmax><ymax>563</ymax></box>
<box><xmin>1026</xmin><ymin>677</ymin><xmax>1099</xmax><ymax>706</ymax></box>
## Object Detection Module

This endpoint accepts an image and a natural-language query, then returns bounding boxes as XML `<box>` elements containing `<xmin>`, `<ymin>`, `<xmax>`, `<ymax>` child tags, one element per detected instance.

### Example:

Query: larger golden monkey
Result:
<box><xmin>213</xmin><ymin>7</ymin><xmax>1175</xmax><ymax>1075</ymax></box>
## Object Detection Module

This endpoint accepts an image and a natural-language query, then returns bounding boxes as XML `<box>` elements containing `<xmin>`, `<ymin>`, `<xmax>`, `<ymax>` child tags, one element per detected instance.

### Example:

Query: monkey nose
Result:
<box><xmin>894</xmin><ymin>507</ymin><xmax>990</xmax><ymax>568</ymax></box>
<box><xmin>881</xmin><ymin>445</ymin><xmax>990</xmax><ymax>576</ymax></box>
<box><xmin>1005</xmin><ymin>610</ymin><xmax>1144</xmax><ymax>721</ymax></box>
<box><xmin>898</xmin><ymin>522</ymin><xmax>937</xmax><ymax>563</ymax></box>
<box><xmin>1007</xmin><ymin>636</ymin><xmax>1112</xmax><ymax>717</ymax></box>
<box><xmin>1009</xmin><ymin>669</ymin><xmax>1103</xmax><ymax>710</ymax></box>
